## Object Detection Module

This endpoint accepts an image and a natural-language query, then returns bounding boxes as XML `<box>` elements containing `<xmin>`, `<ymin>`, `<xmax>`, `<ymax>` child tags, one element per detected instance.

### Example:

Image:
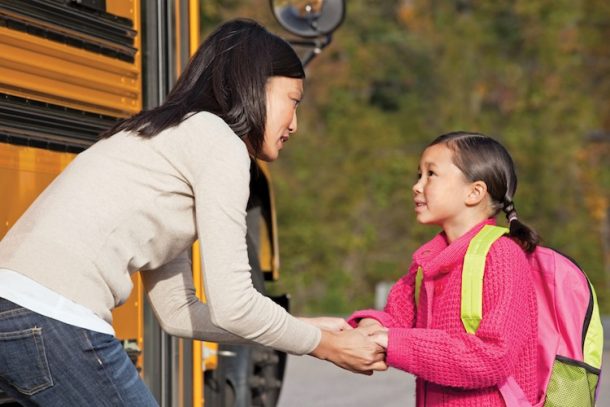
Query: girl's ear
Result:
<box><xmin>465</xmin><ymin>181</ymin><xmax>488</xmax><ymax>206</ymax></box>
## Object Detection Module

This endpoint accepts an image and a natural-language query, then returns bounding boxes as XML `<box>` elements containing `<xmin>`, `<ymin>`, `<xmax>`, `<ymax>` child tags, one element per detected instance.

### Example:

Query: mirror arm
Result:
<box><xmin>288</xmin><ymin>34</ymin><xmax>333</xmax><ymax>67</ymax></box>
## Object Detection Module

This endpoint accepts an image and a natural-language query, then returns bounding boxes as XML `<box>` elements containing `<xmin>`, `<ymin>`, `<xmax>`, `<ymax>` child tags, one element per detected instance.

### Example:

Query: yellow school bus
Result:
<box><xmin>0</xmin><ymin>1</ymin><xmax>344</xmax><ymax>405</ymax></box>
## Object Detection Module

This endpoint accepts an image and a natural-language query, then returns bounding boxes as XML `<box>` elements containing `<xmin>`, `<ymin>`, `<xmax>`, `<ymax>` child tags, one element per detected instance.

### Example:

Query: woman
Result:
<box><xmin>0</xmin><ymin>19</ymin><xmax>385</xmax><ymax>406</ymax></box>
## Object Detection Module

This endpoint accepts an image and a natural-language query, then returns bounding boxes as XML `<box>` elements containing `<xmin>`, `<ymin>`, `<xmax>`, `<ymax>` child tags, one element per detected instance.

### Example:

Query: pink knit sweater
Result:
<box><xmin>348</xmin><ymin>219</ymin><xmax>538</xmax><ymax>406</ymax></box>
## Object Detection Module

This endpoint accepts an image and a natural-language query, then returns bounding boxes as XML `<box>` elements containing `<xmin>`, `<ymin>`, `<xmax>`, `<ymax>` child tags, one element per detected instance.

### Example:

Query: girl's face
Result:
<box><xmin>257</xmin><ymin>76</ymin><xmax>303</xmax><ymax>162</ymax></box>
<box><xmin>412</xmin><ymin>143</ymin><xmax>477</xmax><ymax>233</ymax></box>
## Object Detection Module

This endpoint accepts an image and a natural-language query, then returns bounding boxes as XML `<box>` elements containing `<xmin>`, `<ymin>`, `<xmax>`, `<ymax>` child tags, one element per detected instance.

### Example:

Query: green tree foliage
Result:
<box><xmin>202</xmin><ymin>0</ymin><xmax>609</xmax><ymax>314</ymax></box>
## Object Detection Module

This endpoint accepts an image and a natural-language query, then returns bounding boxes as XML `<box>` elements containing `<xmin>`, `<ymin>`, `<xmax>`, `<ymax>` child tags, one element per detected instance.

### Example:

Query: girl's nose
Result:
<box><xmin>412</xmin><ymin>179</ymin><xmax>423</xmax><ymax>194</ymax></box>
<box><xmin>288</xmin><ymin>111</ymin><xmax>298</xmax><ymax>133</ymax></box>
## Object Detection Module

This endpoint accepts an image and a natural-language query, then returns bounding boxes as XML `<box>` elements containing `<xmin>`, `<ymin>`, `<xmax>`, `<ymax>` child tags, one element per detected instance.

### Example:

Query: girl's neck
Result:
<box><xmin>443</xmin><ymin>215</ymin><xmax>491</xmax><ymax>243</ymax></box>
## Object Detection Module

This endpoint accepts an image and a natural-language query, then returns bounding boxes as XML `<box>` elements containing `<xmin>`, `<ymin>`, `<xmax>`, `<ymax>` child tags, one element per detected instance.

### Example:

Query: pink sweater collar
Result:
<box><xmin>413</xmin><ymin>218</ymin><xmax>497</xmax><ymax>278</ymax></box>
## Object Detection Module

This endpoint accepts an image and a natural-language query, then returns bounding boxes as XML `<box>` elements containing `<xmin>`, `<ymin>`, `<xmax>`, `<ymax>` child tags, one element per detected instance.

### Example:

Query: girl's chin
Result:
<box><xmin>415</xmin><ymin>215</ymin><xmax>436</xmax><ymax>225</ymax></box>
<box><xmin>414</xmin><ymin>209</ymin><xmax>427</xmax><ymax>218</ymax></box>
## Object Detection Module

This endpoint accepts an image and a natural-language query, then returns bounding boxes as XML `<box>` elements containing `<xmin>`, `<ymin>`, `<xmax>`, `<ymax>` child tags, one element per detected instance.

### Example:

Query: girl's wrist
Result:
<box><xmin>358</xmin><ymin>318</ymin><xmax>383</xmax><ymax>328</ymax></box>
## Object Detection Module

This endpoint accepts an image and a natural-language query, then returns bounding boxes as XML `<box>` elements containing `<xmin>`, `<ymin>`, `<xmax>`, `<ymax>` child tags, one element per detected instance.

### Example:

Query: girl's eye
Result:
<box><xmin>293</xmin><ymin>99</ymin><xmax>301</xmax><ymax>107</ymax></box>
<box><xmin>427</xmin><ymin>170</ymin><xmax>435</xmax><ymax>177</ymax></box>
<box><xmin>416</xmin><ymin>172</ymin><xmax>422</xmax><ymax>180</ymax></box>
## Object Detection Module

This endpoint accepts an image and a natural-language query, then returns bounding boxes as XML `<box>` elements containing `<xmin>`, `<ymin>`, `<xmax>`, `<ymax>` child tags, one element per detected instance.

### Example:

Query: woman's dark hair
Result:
<box><xmin>100</xmin><ymin>19</ymin><xmax>305</xmax><ymax>157</ymax></box>
<box><xmin>429</xmin><ymin>131</ymin><xmax>540</xmax><ymax>252</ymax></box>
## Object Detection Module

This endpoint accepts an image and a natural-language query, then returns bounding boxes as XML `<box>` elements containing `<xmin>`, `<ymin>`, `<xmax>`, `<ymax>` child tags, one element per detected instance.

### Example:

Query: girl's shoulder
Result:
<box><xmin>487</xmin><ymin>234</ymin><xmax>530</xmax><ymax>268</ymax></box>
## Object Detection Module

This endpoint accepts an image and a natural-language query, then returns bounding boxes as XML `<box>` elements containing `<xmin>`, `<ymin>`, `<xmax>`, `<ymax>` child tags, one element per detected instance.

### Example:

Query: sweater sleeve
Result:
<box><xmin>385</xmin><ymin>240</ymin><xmax>535</xmax><ymax>389</ymax></box>
<box><xmin>347</xmin><ymin>263</ymin><xmax>418</xmax><ymax>328</ymax></box>
<box><xmin>191</xmin><ymin>133</ymin><xmax>320</xmax><ymax>355</ymax></box>
<box><xmin>141</xmin><ymin>250</ymin><xmax>252</xmax><ymax>344</ymax></box>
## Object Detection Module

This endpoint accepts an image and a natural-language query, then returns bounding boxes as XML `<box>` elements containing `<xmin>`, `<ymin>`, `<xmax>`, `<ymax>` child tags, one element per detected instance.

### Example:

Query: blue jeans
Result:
<box><xmin>0</xmin><ymin>298</ymin><xmax>158</xmax><ymax>406</ymax></box>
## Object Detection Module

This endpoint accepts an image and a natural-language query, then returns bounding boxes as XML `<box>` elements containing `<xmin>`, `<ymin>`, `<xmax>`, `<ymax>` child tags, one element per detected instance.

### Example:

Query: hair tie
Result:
<box><xmin>508</xmin><ymin>212</ymin><xmax>518</xmax><ymax>223</ymax></box>
<box><xmin>503</xmin><ymin>200</ymin><xmax>518</xmax><ymax>223</ymax></box>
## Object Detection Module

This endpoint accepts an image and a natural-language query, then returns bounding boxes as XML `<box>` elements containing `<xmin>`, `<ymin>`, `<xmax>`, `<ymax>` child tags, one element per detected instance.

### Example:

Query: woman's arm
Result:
<box><xmin>188</xmin><ymin>129</ymin><xmax>320</xmax><ymax>355</ymax></box>
<box><xmin>141</xmin><ymin>250</ymin><xmax>253</xmax><ymax>344</ymax></box>
<box><xmin>309</xmin><ymin>329</ymin><xmax>388</xmax><ymax>374</ymax></box>
<box><xmin>143</xmin><ymin>254</ymin><xmax>387</xmax><ymax>374</ymax></box>
<box><xmin>298</xmin><ymin>317</ymin><xmax>353</xmax><ymax>331</ymax></box>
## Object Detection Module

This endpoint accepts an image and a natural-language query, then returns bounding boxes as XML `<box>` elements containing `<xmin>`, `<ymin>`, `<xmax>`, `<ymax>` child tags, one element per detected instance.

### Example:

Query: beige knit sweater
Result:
<box><xmin>0</xmin><ymin>111</ymin><xmax>320</xmax><ymax>355</ymax></box>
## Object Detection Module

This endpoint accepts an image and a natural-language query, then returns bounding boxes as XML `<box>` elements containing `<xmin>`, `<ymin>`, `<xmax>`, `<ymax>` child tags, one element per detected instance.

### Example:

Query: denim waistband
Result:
<box><xmin>0</xmin><ymin>297</ymin><xmax>24</xmax><ymax>313</ymax></box>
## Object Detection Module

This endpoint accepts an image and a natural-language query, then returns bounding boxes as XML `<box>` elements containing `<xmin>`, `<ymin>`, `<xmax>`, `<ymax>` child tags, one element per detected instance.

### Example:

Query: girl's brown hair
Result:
<box><xmin>430</xmin><ymin>131</ymin><xmax>540</xmax><ymax>252</ymax></box>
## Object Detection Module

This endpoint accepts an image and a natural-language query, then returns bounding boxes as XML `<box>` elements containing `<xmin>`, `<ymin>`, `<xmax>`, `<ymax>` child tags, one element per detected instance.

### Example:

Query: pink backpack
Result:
<box><xmin>416</xmin><ymin>225</ymin><xmax>604</xmax><ymax>406</ymax></box>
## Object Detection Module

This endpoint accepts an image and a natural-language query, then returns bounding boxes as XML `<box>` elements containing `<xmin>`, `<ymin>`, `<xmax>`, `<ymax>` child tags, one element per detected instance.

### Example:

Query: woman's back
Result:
<box><xmin>0</xmin><ymin>111</ymin><xmax>249</xmax><ymax>321</ymax></box>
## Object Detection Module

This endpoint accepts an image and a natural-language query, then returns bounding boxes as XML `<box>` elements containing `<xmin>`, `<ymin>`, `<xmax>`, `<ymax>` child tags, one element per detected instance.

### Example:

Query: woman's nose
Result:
<box><xmin>288</xmin><ymin>111</ymin><xmax>297</xmax><ymax>133</ymax></box>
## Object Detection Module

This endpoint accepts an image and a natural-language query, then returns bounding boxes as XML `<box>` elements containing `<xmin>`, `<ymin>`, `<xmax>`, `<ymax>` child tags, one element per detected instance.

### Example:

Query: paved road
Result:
<box><xmin>278</xmin><ymin>347</ymin><xmax>610</xmax><ymax>407</ymax></box>
<box><xmin>278</xmin><ymin>356</ymin><xmax>413</xmax><ymax>406</ymax></box>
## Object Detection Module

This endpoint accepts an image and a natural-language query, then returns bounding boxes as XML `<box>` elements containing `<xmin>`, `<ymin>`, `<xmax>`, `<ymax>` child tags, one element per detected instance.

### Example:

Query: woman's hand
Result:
<box><xmin>310</xmin><ymin>329</ymin><xmax>387</xmax><ymax>375</ymax></box>
<box><xmin>298</xmin><ymin>316</ymin><xmax>353</xmax><ymax>332</ymax></box>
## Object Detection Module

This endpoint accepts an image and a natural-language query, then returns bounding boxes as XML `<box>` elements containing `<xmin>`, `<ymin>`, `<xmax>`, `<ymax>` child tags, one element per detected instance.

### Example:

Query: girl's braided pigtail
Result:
<box><xmin>503</xmin><ymin>200</ymin><xmax>540</xmax><ymax>253</ymax></box>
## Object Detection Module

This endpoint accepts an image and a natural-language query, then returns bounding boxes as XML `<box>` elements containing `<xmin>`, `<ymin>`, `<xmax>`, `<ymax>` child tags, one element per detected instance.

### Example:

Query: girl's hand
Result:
<box><xmin>298</xmin><ymin>316</ymin><xmax>353</xmax><ymax>332</ymax></box>
<box><xmin>357</xmin><ymin>318</ymin><xmax>382</xmax><ymax>329</ymax></box>
<box><xmin>355</xmin><ymin>318</ymin><xmax>383</xmax><ymax>336</ymax></box>
<box><xmin>354</xmin><ymin>318</ymin><xmax>388</xmax><ymax>348</ymax></box>
<box><xmin>369</xmin><ymin>329</ymin><xmax>389</xmax><ymax>349</ymax></box>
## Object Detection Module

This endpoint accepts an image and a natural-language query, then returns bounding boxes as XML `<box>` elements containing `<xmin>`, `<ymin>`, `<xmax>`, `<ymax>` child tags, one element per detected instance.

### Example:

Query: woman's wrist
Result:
<box><xmin>298</xmin><ymin>316</ymin><xmax>352</xmax><ymax>332</ymax></box>
<box><xmin>309</xmin><ymin>329</ymin><xmax>334</xmax><ymax>360</ymax></box>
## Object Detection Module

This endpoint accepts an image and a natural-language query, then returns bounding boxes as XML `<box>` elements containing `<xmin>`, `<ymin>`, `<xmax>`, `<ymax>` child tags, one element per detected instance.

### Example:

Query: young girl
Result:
<box><xmin>349</xmin><ymin>132</ymin><xmax>540</xmax><ymax>406</ymax></box>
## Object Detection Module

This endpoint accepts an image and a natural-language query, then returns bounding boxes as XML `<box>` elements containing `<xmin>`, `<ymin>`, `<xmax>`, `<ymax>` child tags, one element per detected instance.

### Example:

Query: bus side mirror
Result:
<box><xmin>269</xmin><ymin>0</ymin><xmax>346</xmax><ymax>66</ymax></box>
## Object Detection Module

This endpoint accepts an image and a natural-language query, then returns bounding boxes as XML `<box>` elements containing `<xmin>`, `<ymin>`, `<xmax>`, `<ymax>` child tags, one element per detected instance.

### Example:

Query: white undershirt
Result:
<box><xmin>0</xmin><ymin>268</ymin><xmax>115</xmax><ymax>336</ymax></box>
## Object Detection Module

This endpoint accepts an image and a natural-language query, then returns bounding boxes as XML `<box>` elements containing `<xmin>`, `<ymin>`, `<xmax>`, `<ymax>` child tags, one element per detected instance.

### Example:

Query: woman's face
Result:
<box><xmin>257</xmin><ymin>76</ymin><xmax>303</xmax><ymax>162</ymax></box>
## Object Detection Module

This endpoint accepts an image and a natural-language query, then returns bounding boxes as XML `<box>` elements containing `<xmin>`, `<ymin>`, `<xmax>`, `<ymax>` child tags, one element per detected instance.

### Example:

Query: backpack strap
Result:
<box><xmin>461</xmin><ymin>225</ymin><xmax>508</xmax><ymax>334</ymax></box>
<box><xmin>414</xmin><ymin>266</ymin><xmax>423</xmax><ymax>309</ymax></box>
<box><xmin>584</xmin><ymin>278</ymin><xmax>604</xmax><ymax>370</ymax></box>
<box><xmin>413</xmin><ymin>226</ymin><xmax>508</xmax><ymax>324</ymax></box>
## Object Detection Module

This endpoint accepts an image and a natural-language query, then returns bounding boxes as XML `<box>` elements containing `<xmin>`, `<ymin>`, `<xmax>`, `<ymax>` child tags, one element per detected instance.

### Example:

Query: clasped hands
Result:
<box><xmin>301</xmin><ymin>317</ymin><xmax>389</xmax><ymax>375</ymax></box>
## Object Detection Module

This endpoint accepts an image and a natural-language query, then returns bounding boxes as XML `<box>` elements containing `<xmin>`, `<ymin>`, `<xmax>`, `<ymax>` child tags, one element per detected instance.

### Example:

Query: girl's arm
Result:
<box><xmin>346</xmin><ymin>263</ymin><xmax>419</xmax><ymax>329</ymax></box>
<box><xmin>384</xmin><ymin>240</ymin><xmax>535</xmax><ymax>389</ymax></box>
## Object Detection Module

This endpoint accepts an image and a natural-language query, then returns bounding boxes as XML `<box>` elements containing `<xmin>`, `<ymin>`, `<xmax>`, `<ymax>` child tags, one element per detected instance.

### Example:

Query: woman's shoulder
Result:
<box><xmin>163</xmin><ymin>111</ymin><xmax>248</xmax><ymax>157</ymax></box>
<box><xmin>183</xmin><ymin>111</ymin><xmax>231</xmax><ymax>129</ymax></box>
